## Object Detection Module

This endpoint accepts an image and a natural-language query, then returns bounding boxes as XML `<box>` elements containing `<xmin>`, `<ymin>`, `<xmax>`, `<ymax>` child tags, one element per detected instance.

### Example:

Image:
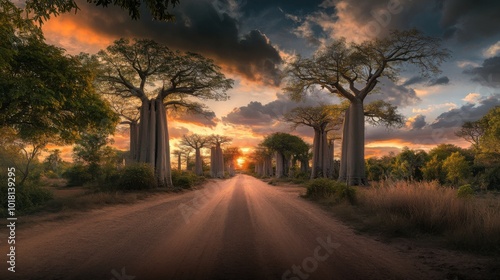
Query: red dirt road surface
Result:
<box><xmin>0</xmin><ymin>174</ymin><xmax>483</xmax><ymax>279</ymax></box>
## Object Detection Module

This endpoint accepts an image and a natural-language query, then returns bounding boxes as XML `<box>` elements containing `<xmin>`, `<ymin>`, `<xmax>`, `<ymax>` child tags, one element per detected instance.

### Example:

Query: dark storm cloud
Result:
<box><xmin>402</xmin><ymin>76</ymin><xmax>427</xmax><ymax>87</ymax></box>
<box><xmin>431</xmin><ymin>94</ymin><xmax>500</xmax><ymax>129</ymax></box>
<box><xmin>409</xmin><ymin>114</ymin><xmax>427</xmax><ymax>130</ymax></box>
<box><xmin>402</xmin><ymin>76</ymin><xmax>449</xmax><ymax>87</ymax></box>
<box><xmin>71</xmin><ymin>0</ymin><xmax>283</xmax><ymax>85</ymax></box>
<box><xmin>439</xmin><ymin>0</ymin><xmax>500</xmax><ymax>43</ymax></box>
<box><xmin>428</xmin><ymin>76</ymin><xmax>450</xmax><ymax>86</ymax></box>
<box><xmin>463</xmin><ymin>56</ymin><xmax>500</xmax><ymax>88</ymax></box>
<box><xmin>343</xmin><ymin>0</ymin><xmax>500</xmax><ymax>42</ymax></box>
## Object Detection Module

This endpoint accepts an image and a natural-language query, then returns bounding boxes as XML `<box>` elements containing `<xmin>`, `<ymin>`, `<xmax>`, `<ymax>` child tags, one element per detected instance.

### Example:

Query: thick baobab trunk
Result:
<box><xmin>310</xmin><ymin>129</ymin><xmax>320</xmax><ymax>179</ymax></box>
<box><xmin>210</xmin><ymin>147</ymin><xmax>216</xmax><ymax>177</ymax></box>
<box><xmin>300</xmin><ymin>159</ymin><xmax>308</xmax><ymax>173</ymax></box>
<box><xmin>275</xmin><ymin>151</ymin><xmax>284</xmax><ymax>178</ymax></box>
<box><xmin>265</xmin><ymin>156</ymin><xmax>273</xmax><ymax>177</ymax></box>
<box><xmin>217</xmin><ymin>144</ymin><xmax>224</xmax><ymax>178</ymax></box>
<box><xmin>327</xmin><ymin>139</ymin><xmax>334</xmax><ymax>178</ymax></box>
<box><xmin>136</xmin><ymin>99</ymin><xmax>173</xmax><ymax>188</ymax></box>
<box><xmin>320</xmin><ymin>129</ymin><xmax>329</xmax><ymax>178</ymax></box>
<box><xmin>311</xmin><ymin>127</ymin><xmax>330</xmax><ymax>179</ymax></box>
<box><xmin>127</xmin><ymin>120</ymin><xmax>139</xmax><ymax>165</ymax></box>
<box><xmin>339</xmin><ymin>100</ymin><xmax>367</xmax><ymax>186</ymax></box>
<box><xmin>339</xmin><ymin>110</ymin><xmax>349</xmax><ymax>181</ymax></box>
<box><xmin>210</xmin><ymin>144</ymin><xmax>224</xmax><ymax>178</ymax></box>
<box><xmin>194</xmin><ymin>148</ymin><xmax>203</xmax><ymax>176</ymax></box>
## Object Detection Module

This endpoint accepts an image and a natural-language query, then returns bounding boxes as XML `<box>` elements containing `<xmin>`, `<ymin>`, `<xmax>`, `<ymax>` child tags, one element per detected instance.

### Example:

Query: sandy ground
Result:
<box><xmin>1</xmin><ymin>174</ymin><xmax>498</xmax><ymax>280</ymax></box>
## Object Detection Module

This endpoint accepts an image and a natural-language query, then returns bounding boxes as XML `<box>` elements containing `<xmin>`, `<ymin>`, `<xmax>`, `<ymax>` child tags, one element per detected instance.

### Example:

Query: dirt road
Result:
<box><xmin>1</xmin><ymin>174</ymin><xmax>452</xmax><ymax>279</ymax></box>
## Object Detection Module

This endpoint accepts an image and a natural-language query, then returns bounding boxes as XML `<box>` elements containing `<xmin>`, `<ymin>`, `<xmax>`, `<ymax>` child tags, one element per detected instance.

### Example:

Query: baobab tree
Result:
<box><xmin>284</xmin><ymin>104</ymin><xmax>344</xmax><ymax>179</ymax></box>
<box><xmin>252</xmin><ymin>145</ymin><xmax>274</xmax><ymax>177</ymax></box>
<box><xmin>209</xmin><ymin>135</ymin><xmax>231</xmax><ymax>178</ymax></box>
<box><xmin>262</xmin><ymin>132</ymin><xmax>309</xmax><ymax>178</ymax></box>
<box><xmin>97</xmin><ymin>38</ymin><xmax>233</xmax><ymax>187</ymax></box>
<box><xmin>172</xmin><ymin>149</ymin><xmax>183</xmax><ymax>171</ymax></box>
<box><xmin>285</xmin><ymin>29</ymin><xmax>450</xmax><ymax>185</ymax></box>
<box><xmin>180</xmin><ymin>134</ymin><xmax>209</xmax><ymax>176</ymax></box>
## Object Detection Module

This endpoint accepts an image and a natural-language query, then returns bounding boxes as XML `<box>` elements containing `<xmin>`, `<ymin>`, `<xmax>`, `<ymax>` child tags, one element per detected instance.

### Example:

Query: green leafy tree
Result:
<box><xmin>1</xmin><ymin>2</ymin><xmax>118</xmax><ymax>144</ymax></box>
<box><xmin>262</xmin><ymin>132</ymin><xmax>309</xmax><ymax>178</ymax></box>
<box><xmin>391</xmin><ymin>147</ymin><xmax>427</xmax><ymax>181</ymax></box>
<box><xmin>73</xmin><ymin>131</ymin><xmax>113</xmax><ymax>179</ymax></box>
<box><xmin>422</xmin><ymin>155</ymin><xmax>445</xmax><ymax>184</ymax></box>
<box><xmin>284</xmin><ymin>29</ymin><xmax>449</xmax><ymax>185</ymax></box>
<box><xmin>97</xmin><ymin>38</ymin><xmax>232</xmax><ymax>187</ymax></box>
<box><xmin>284</xmin><ymin>104</ymin><xmax>343</xmax><ymax>179</ymax></box>
<box><xmin>442</xmin><ymin>152</ymin><xmax>470</xmax><ymax>185</ymax></box>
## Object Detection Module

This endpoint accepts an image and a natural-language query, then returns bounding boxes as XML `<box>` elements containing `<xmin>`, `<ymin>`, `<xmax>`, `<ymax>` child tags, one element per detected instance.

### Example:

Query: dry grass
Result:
<box><xmin>326</xmin><ymin>180</ymin><xmax>500</xmax><ymax>254</ymax></box>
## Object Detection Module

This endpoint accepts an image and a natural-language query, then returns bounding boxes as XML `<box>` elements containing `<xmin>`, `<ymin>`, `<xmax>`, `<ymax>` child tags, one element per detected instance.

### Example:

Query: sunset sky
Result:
<box><xmin>39</xmin><ymin>0</ymin><xmax>500</xmax><ymax>162</ymax></box>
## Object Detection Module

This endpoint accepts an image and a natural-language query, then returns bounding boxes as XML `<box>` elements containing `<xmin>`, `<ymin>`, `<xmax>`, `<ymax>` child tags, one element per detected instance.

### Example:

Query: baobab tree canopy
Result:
<box><xmin>285</xmin><ymin>29</ymin><xmax>450</xmax><ymax>185</ymax></box>
<box><xmin>97</xmin><ymin>38</ymin><xmax>233</xmax><ymax>187</ymax></box>
<box><xmin>262</xmin><ymin>132</ymin><xmax>309</xmax><ymax>178</ymax></box>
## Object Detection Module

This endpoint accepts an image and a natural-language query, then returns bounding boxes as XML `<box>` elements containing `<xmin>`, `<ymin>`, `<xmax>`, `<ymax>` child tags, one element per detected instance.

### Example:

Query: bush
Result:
<box><xmin>0</xmin><ymin>182</ymin><xmax>53</xmax><ymax>217</ymax></box>
<box><xmin>117</xmin><ymin>163</ymin><xmax>156</xmax><ymax>190</ymax></box>
<box><xmin>306</xmin><ymin>178</ymin><xmax>356</xmax><ymax>204</ymax></box>
<box><xmin>62</xmin><ymin>164</ymin><xmax>93</xmax><ymax>187</ymax></box>
<box><xmin>306</xmin><ymin>178</ymin><xmax>336</xmax><ymax>199</ymax></box>
<box><xmin>457</xmin><ymin>184</ymin><xmax>475</xmax><ymax>198</ymax></box>
<box><xmin>172</xmin><ymin>170</ymin><xmax>204</xmax><ymax>189</ymax></box>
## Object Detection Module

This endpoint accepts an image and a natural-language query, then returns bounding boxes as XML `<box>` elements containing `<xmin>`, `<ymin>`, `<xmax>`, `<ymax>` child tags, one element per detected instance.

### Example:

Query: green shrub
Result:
<box><xmin>306</xmin><ymin>178</ymin><xmax>336</xmax><ymax>199</ymax></box>
<box><xmin>62</xmin><ymin>164</ymin><xmax>93</xmax><ymax>187</ymax></box>
<box><xmin>306</xmin><ymin>178</ymin><xmax>356</xmax><ymax>204</ymax></box>
<box><xmin>0</xmin><ymin>182</ymin><xmax>53</xmax><ymax>217</ymax></box>
<box><xmin>457</xmin><ymin>184</ymin><xmax>475</xmax><ymax>198</ymax></box>
<box><xmin>172</xmin><ymin>170</ymin><xmax>204</xmax><ymax>189</ymax></box>
<box><xmin>335</xmin><ymin>182</ymin><xmax>357</xmax><ymax>204</ymax></box>
<box><xmin>117</xmin><ymin>163</ymin><xmax>156</xmax><ymax>190</ymax></box>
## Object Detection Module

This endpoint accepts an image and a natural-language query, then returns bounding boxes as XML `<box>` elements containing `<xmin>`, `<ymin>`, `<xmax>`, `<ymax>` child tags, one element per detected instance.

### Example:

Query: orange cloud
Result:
<box><xmin>42</xmin><ymin>16</ymin><xmax>114</xmax><ymax>54</ymax></box>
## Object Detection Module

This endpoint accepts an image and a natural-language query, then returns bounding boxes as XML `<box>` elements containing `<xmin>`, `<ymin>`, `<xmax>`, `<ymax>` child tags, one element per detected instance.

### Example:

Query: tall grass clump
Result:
<box><xmin>360</xmin><ymin>181</ymin><xmax>500</xmax><ymax>252</ymax></box>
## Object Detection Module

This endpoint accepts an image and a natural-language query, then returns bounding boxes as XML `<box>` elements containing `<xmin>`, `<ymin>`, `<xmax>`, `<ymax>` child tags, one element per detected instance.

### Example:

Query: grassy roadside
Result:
<box><xmin>269</xmin><ymin>177</ymin><xmax>500</xmax><ymax>256</ymax></box>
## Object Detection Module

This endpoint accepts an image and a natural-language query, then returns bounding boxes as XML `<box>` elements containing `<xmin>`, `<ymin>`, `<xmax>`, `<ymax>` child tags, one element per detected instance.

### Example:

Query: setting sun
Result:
<box><xmin>236</xmin><ymin>157</ymin><xmax>245</xmax><ymax>167</ymax></box>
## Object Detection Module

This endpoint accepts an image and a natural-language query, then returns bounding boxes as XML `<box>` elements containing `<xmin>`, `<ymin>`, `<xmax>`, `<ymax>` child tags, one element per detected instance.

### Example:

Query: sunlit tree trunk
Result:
<box><xmin>210</xmin><ymin>144</ymin><xmax>224</xmax><ymax>178</ymax></box>
<box><xmin>136</xmin><ymin>99</ymin><xmax>173</xmax><ymax>188</ymax></box>
<box><xmin>128</xmin><ymin>120</ymin><xmax>139</xmax><ymax>165</ymax></box>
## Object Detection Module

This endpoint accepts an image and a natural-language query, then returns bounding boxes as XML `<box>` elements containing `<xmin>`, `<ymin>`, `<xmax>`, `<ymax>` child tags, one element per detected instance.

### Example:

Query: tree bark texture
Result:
<box><xmin>210</xmin><ymin>144</ymin><xmax>224</xmax><ymax>178</ymax></box>
<box><xmin>339</xmin><ymin>101</ymin><xmax>367</xmax><ymax>186</ymax></box>
<box><xmin>136</xmin><ymin>99</ymin><xmax>173</xmax><ymax>188</ymax></box>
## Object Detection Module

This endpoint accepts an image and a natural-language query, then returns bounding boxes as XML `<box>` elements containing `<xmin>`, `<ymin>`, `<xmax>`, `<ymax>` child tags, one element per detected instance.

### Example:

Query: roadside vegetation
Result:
<box><xmin>250</xmin><ymin>107</ymin><xmax>500</xmax><ymax>255</ymax></box>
